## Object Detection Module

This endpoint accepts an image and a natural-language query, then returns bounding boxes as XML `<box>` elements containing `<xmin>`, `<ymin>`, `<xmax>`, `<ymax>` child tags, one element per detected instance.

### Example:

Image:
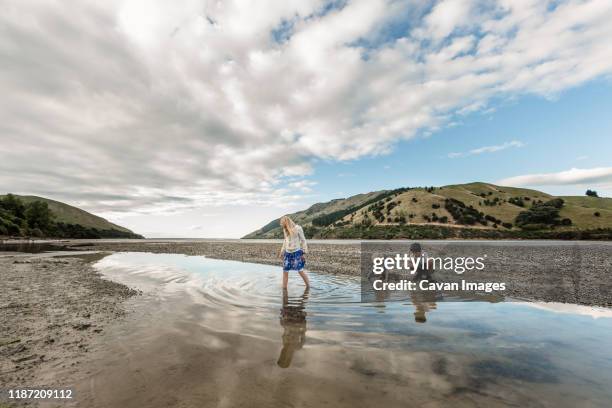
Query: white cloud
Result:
<box><xmin>448</xmin><ymin>140</ymin><xmax>524</xmax><ymax>158</ymax></box>
<box><xmin>498</xmin><ymin>167</ymin><xmax>612</xmax><ymax>186</ymax></box>
<box><xmin>1</xmin><ymin>0</ymin><xmax>612</xmax><ymax>221</ymax></box>
<box><xmin>418</xmin><ymin>0</ymin><xmax>474</xmax><ymax>41</ymax></box>
<box><xmin>288</xmin><ymin>180</ymin><xmax>318</xmax><ymax>193</ymax></box>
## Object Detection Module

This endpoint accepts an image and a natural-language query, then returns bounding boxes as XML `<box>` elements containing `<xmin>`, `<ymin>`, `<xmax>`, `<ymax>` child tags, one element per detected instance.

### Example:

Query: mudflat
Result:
<box><xmin>0</xmin><ymin>252</ymin><xmax>137</xmax><ymax>399</ymax></box>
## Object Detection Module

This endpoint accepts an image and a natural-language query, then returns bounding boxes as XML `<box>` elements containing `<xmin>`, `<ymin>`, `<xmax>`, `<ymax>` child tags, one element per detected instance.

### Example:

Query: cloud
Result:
<box><xmin>498</xmin><ymin>167</ymin><xmax>612</xmax><ymax>186</ymax></box>
<box><xmin>288</xmin><ymin>180</ymin><xmax>318</xmax><ymax>192</ymax></box>
<box><xmin>1</xmin><ymin>0</ymin><xmax>612</xmax><ymax>218</ymax></box>
<box><xmin>448</xmin><ymin>140</ymin><xmax>524</xmax><ymax>158</ymax></box>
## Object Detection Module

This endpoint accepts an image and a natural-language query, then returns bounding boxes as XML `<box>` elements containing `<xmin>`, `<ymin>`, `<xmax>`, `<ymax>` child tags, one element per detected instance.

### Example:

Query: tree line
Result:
<box><xmin>0</xmin><ymin>194</ymin><xmax>142</xmax><ymax>239</ymax></box>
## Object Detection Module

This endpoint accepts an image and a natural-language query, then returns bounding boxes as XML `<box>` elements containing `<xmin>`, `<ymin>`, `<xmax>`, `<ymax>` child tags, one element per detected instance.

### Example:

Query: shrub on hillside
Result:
<box><xmin>515</xmin><ymin>198</ymin><xmax>569</xmax><ymax>229</ymax></box>
<box><xmin>586</xmin><ymin>189</ymin><xmax>598</xmax><ymax>197</ymax></box>
<box><xmin>444</xmin><ymin>198</ymin><xmax>487</xmax><ymax>225</ymax></box>
<box><xmin>546</xmin><ymin>198</ymin><xmax>565</xmax><ymax>209</ymax></box>
<box><xmin>25</xmin><ymin>201</ymin><xmax>54</xmax><ymax>231</ymax></box>
<box><xmin>485</xmin><ymin>214</ymin><xmax>502</xmax><ymax>224</ymax></box>
<box><xmin>483</xmin><ymin>197</ymin><xmax>501</xmax><ymax>206</ymax></box>
<box><xmin>0</xmin><ymin>194</ymin><xmax>26</xmax><ymax>219</ymax></box>
<box><xmin>509</xmin><ymin>197</ymin><xmax>525</xmax><ymax>207</ymax></box>
<box><xmin>312</xmin><ymin>188</ymin><xmax>410</xmax><ymax>227</ymax></box>
<box><xmin>0</xmin><ymin>218</ymin><xmax>21</xmax><ymax>235</ymax></box>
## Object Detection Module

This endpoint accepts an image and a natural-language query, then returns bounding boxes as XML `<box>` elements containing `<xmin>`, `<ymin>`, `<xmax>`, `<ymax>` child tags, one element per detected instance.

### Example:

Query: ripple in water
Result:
<box><xmin>93</xmin><ymin>251</ymin><xmax>612</xmax><ymax>337</ymax></box>
<box><xmin>96</xmin><ymin>252</ymin><xmax>363</xmax><ymax>311</ymax></box>
<box><xmin>90</xmin><ymin>252</ymin><xmax>612</xmax><ymax>405</ymax></box>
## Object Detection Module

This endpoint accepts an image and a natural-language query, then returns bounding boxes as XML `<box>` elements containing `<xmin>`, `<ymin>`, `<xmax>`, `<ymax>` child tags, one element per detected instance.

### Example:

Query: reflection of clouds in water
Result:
<box><xmin>89</xmin><ymin>252</ymin><xmax>612</xmax><ymax>406</ymax></box>
<box><xmin>95</xmin><ymin>254</ymin><xmax>192</xmax><ymax>283</ymax></box>
<box><xmin>94</xmin><ymin>253</ymin><xmax>612</xmax><ymax>346</ymax></box>
<box><xmin>522</xmin><ymin>302</ymin><xmax>612</xmax><ymax>319</ymax></box>
<box><xmin>93</xmin><ymin>253</ymin><xmax>207</xmax><ymax>300</ymax></box>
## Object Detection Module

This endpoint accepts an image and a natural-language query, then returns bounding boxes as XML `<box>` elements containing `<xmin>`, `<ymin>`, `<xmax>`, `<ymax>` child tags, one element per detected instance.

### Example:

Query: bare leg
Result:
<box><xmin>282</xmin><ymin>271</ymin><xmax>289</xmax><ymax>289</ymax></box>
<box><xmin>298</xmin><ymin>270</ymin><xmax>310</xmax><ymax>288</ymax></box>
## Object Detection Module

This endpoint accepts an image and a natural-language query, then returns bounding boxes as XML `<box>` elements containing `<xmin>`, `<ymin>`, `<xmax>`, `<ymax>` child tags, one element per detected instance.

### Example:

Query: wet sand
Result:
<box><xmin>0</xmin><ymin>252</ymin><xmax>138</xmax><ymax>405</ymax></box>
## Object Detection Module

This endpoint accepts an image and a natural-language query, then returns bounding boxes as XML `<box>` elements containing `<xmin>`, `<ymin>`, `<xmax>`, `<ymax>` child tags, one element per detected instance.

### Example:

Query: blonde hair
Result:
<box><xmin>280</xmin><ymin>215</ymin><xmax>297</xmax><ymax>238</ymax></box>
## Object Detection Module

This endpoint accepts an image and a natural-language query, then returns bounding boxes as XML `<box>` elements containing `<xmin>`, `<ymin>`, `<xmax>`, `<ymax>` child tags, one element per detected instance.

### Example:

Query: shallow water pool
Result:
<box><xmin>82</xmin><ymin>252</ymin><xmax>612</xmax><ymax>408</ymax></box>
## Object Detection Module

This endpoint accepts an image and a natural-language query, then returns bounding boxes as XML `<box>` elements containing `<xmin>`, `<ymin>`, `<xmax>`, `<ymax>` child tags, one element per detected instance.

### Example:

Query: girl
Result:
<box><xmin>279</xmin><ymin>215</ymin><xmax>310</xmax><ymax>289</ymax></box>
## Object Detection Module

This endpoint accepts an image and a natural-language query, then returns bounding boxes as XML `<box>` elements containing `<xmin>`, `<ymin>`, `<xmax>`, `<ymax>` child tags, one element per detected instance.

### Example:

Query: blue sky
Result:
<box><xmin>2</xmin><ymin>0</ymin><xmax>612</xmax><ymax>237</ymax></box>
<box><xmin>309</xmin><ymin>79</ymin><xmax>612</xmax><ymax>202</ymax></box>
<box><xmin>118</xmin><ymin>79</ymin><xmax>612</xmax><ymax>238</ymax></box>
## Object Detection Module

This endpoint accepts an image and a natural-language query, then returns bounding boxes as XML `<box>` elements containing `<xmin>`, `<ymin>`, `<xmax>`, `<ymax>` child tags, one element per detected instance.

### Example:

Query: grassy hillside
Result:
<box><xmin>243</xmin><ymin>189</ymin><xmax>389</xmax><ymax>238</ymax></box>
<box><xmin>244</xmin><ymin>182</ymin><xmax>612</xmax><ymax>240</ymax></box>
<box><xmin>15</xmin><ymin>196</ymin><xmax>131</xmax><ymax>232</ymax></box>
<box><xmin>0</xmin><ymin>194</ymin><xmax>142</xmax><ymax>239</ymax></box>
<box><xmin>560</xmin><ymin>196</ymin><xmax>612</xmax><ymax>211</ymax></box>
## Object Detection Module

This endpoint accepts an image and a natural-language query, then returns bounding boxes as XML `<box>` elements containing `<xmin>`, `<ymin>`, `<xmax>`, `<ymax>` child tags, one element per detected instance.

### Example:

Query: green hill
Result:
<box><xmin>15</xmin><ymin>196</ymin><xmax>132</xmax><ymax>232</ymax></box>
<box><xmin>244</xmin><ymin>182</ymin><xmax>612</xmax><ymax>240</ymax></box>
<box><xmin>0</xmin><ymin>194</ymin><xmax>143</xmax><ymax>239</ymax></box>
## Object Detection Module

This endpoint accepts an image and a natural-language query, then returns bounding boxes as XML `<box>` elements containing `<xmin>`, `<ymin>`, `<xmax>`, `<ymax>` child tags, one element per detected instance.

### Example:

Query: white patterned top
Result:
<box><xmin>282</xmin><ymin>225</ymin><xmax>308</xmax><ymax>254</ymax></box>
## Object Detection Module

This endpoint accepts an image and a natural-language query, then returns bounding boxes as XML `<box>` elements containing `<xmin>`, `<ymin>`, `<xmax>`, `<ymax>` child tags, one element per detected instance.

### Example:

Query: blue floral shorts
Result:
<box><xmin>283</xmin><ymin>249</ymin><xmax>305</xmax><ymax>271</ymax></box>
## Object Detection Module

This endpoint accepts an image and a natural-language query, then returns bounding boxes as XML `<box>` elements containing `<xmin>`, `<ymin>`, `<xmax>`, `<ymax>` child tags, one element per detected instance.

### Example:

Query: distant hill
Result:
<box><xmin>15</xmin><ymin>196</ymin><xmax>132</xmax><ymax>232</ymax></box>
<box><xmin>0</xmin><ymin>194</ymin><xmax>143</xmax><ymax>239</ymax></box>
<box><xmin>244</xmin><ymin>182</ymin><xmax>612</xmax><ymax>240</ymax></box>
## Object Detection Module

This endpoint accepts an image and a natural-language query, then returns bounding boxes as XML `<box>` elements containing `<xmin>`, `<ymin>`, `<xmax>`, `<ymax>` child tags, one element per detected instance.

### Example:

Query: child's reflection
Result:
<box><xmin>410</xmin><ymin>290</ymin><xmax>438</xmax><ymax>323</ymax></box>
<box><xmin>277</xmin><ymin>288</ymin><xmax>309</xmax><ymax>368</ymax></box>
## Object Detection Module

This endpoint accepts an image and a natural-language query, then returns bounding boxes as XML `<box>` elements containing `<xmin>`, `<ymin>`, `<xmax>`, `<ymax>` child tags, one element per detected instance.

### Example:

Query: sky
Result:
<box><xmin>1</xmin><ymin>0</ymin><xmax>612</xmax><ymax>238</ymax></box>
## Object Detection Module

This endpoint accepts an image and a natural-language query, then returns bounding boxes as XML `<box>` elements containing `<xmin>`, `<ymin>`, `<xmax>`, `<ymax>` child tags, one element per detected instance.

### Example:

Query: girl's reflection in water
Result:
<box><xmin>410</xmin><ymin>290</ymin><xmax>438</xmax><ymax>323</ymax></box>
<box><xmin>277</xmin><ymin>288</ymin><xmax>309</xmax><ymax>368</ymax></box>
